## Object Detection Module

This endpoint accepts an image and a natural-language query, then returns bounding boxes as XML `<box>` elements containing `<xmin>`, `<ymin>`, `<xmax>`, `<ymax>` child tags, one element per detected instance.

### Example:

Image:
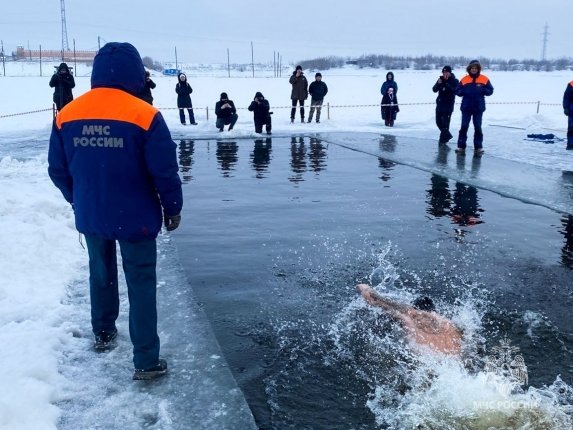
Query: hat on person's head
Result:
<box><xmin>442</xmin><ymin>65</ymin><xmax>452</xmax><ymax>73</ymax></box>
<box><xmin>386</xmin><ymin>71</ymin><xmax>394</xmax><ymax>80</ymax></box>
<box><xmin>412</xmin><ymin>296</ymin><xmax>436</xmax><ymax>312</ymax></box>
<box><xmin>220</xmin><ymin>92</ymin><xmax>228</xmax><ymax>100</ymax></box>
<box><xmin>315</xmin><ymin>72</ymin><xmax>322</xmax><ymax>78</ymax></box>
<box><xmin>296</xmin><ymin>65</ymin><xmax>303</xmax><ymax>71</ymax></box>
<box><xmin>466</xmin><ymin>60</ymin><xmax>482</xmax><ymax>73</ymax></box>
<box><xmin>91</xmin><ymin>42</ymin><xmax>145</xmax><ymax>96</ymax></box>
<box><xmin>254</xmin><ymin>91</ymin><xmax>263</xmax><ymax>99</ymax></box>
<box><xmin>58</xmin><ymin>62</ymin><xmax>69</xmax><ymax>72</ymax></box>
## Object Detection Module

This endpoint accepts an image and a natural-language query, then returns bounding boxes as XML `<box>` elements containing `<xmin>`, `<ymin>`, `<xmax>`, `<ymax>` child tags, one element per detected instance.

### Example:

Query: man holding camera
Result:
<box><xmin>248</xmin><ymin>91</ymin><xmax>272</xmax><ymax>134</ymax></box>
<box><xmin>215</xmin><ymin>92</ymin><xmax>238</xmax><ymax>132</ymax></box>
<box><xmin>289</xmin><ymin>65</ymin><xmax>309</xmax><ymax>123</ymax></box>
<box><xmin>432</xmin><ymin>65</ymin><xmax>459</xmax><ymax>144</ymax></box>
<box><xmin>49</xmin><ymin>62</ymin><xmax>75</xmax><ymax>112</ymax></box>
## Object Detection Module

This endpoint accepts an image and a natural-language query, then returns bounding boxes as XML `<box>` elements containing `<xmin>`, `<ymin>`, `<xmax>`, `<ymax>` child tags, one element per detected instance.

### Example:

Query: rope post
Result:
<box><xmin>327</xmin><ymin>102</ymin><xmax>330</xmax><ymax>120</ymax></box>
<box><xmin>206</xmin><ymin>106</ymin><xmax>209</xmax><ymax>121</ymax></box>
<box><xmin>536</xmin><ymin>101</ymin><xmax>540</xmax><ymax>114</ymax></box>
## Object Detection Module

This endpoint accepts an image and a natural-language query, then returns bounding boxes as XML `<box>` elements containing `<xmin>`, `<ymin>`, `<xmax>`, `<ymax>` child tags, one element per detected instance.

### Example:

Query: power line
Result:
<box><xmin>541</xmin><ymin>22</ymin><xmax>549</xmax><ymax>61</ymax></box>
<box><xmin>61</xmin><ymin>0</ymin><xmax>70</xmax><ymax>52</ymax></box>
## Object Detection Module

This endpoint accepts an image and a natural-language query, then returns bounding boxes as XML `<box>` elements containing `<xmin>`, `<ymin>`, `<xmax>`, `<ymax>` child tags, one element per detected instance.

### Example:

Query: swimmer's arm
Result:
<box><xmin>356</xmin><ymin>284</ymin><xmax>411</xmax><ymax>316</ymax></box>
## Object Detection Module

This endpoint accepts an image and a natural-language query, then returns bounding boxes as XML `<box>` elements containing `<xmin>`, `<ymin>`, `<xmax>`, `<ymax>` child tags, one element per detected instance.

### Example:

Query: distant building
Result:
<box><xmin>12</xmin><ymin>46</ymin><xmax>96</xmax><ymax>62</ymax></box>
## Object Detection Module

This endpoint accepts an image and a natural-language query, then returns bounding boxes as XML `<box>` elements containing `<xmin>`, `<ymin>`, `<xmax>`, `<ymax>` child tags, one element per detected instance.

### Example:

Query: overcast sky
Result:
<box><xmin>2</xmin><ymin>0</ymin><xmax>572</xmax><ymax>65</ymax></box>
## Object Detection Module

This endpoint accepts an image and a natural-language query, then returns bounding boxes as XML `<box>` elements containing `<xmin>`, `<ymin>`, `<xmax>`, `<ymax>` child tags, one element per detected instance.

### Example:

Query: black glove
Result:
<box><xmin>164</xmin><ymin>213</ymin><xmax>181</xmax><ymax>231</ymax></box>
<box><xmin>565</xmin><ymin>109</ymin><xmax>570</xmax><ymax>116</ymax></box>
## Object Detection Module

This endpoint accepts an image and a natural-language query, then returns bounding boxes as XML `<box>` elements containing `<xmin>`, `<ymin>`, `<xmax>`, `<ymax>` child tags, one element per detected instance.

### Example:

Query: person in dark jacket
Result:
<box><xmin>175</xmin><ymin>73</ymin><xmax>197</xmax><ymax>125</ymax></box>
<box><xmin>381</xmin><ymin>87</ymin><xmax>399</xmax><ymax>127</ymax></box>
<box><xmin>308</xmin><ymin>72</ymin><xmax>328</xmax><ymax>123</ymax></box>
<box><xmin>455</xmin><ymin>60</ymin><xmax>494</xmax><ymax>155</ymax></box>
<box><xmin>380</xmin><ymin>71</ymin><xmax>397</xmax><ymax>119</ymax></box>
<box><xmin>48</xmin><ymin>42</ymin><xmax>183</xmax><ymax>380</ymax></box>
<box><xmin>563</xmin><ymin>79</ymin><xmax>573</xmax><ymax>150</ymax></box>
<box><xmin>49</xmin><ymin>62</ymin><xmax>75</xmax><ymax>111</ymax></box>
<box><xmin>139</xmin><ymin>70</ymin><xmax>156</xmax><ymax>105</ymax></box>
<box><xmin>248</xmin><ymin>91</ymin><xmax>272</xmax><ymax>134</ymax></box>
<box><xmin>289</xmin><ymin>65</ymin><xmax>309</xmax><ymax>123</ymax></box>
<box><xmin>433</xmin><ymin>65</ymin><xmax>459</xmax><ymax>144</ymax></box>
<box><xmin>215</xmin><ymin>92</ymin><xmax>238</xmax><ymax>132</ymax></box>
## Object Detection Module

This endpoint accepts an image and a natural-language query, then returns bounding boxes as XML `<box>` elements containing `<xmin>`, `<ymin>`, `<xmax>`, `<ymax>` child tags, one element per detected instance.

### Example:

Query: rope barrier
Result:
<box><xmin>0</xmin><ymin>107</ymin><xmax>53</xmax><ymax>119</ymax></box>
<box><xmin>0</xmin><ymin>101</ymin><xmax>565</xmax><ymax>120</ymax></box>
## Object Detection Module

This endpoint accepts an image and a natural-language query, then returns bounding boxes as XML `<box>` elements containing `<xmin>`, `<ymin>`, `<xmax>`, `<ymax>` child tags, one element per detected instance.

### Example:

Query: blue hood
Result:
<box><xmin>91</xmin><ymin>42</ymin><xmax>145</xmax><ymax>96</ymax></box>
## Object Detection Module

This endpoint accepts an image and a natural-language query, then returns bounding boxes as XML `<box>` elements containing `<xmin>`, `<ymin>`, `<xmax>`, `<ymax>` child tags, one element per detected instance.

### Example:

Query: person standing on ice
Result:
<box><xmin>289</xmin><ymin>65</ymin><xmax>309</xmax><ymax>123</ymax></box>
<box><xmin>381</xmin><ymin>87</ymin><xmax>399</xmax><ymax>127</ymax></box>
<box><xmin>563</xmin><ymin>79</ymin><xmax>573</xmax><ymax>150</ymax></box>
<box><xmin>48</xmin><ymin>42</ymin><xmax>183</xmax><ymax>381</ymax></box>
<box><xmin>138</xmin><ymin>70</ymin><xmax>156</xmax><ymax>105</ymax></box>
<box><xmin>380</xmin><ymin>71</ymin><xmax>398</xmax><ymax>119</ymax></box>
<box><xmin>455</xmin><ymin>60</ymin><xmax>494</xmax><ymax>156</ymax></box>
<box><xmin>49</xmin><ymin>62</ymin><xmax>75</xmax><ymax>112</ymax></box>
<box><xmin>432</xmin><ymin>65</ymin><xmax>459</xmax><ymax>144</ymax></box>
<box><xmin>175</xmin><ymin>72</ymin><xmax>197</xmax><ymax>125</ymax></box>
<box><xmin>307</xmin><ymin>72</ymin><xmax>328</xmax><ymax>123</ymax></box>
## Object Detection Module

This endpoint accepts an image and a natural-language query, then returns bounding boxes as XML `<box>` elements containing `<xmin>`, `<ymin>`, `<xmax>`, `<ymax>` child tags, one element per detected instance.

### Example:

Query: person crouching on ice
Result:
<box><xmin>248</xmin><ymin>92</ymin><xmax>272</xmax><ymax>135</ymax></box>
<box><xmin>215</xmin><ymin>92</ymin><xmax>238</xmax><ymax>132</ymax></box>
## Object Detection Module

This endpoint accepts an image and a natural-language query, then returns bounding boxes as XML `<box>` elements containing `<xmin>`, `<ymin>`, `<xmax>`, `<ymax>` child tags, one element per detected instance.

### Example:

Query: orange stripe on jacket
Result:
<box><xmin>56</xmin><ymin>87</ymin><xmax>158</xmax><ymax>130</ymax></box>
<box><xmin>460</xmin><ymin>74</ymin><xmax>490</xmax><ymax>86</ymax></box>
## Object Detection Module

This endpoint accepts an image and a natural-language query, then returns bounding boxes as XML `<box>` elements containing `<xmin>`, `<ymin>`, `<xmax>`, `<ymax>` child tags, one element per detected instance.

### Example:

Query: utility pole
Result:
<box><xmin>175</xmin><ymin>46</ymin><xmax>178</xmax><ymax>70</ymax></box>
<box><xmin>541</xmin><ymin>22</ymin><xmax>549</xmax><ymax>61</ymax></box>
<box><xmin>1</xmin><ymin>40</ymin><xmax>5</xmax><ymax>76</ymax></box>
<box><xmin>227</xmin><ymin>48</ymin><xmax>230</xmax><ymax>78</ymax></box>
<box><xmin>251</xmin><ymin>41</ymin><xmax>254</xmax><ymax>78</ymax></box>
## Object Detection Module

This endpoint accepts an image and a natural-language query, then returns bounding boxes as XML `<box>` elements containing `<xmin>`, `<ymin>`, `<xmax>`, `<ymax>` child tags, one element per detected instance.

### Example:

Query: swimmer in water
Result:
<box><xmin>356</xmin><ymin>284</ymin><xmax>463</xmax><ymax>356</ymax></box>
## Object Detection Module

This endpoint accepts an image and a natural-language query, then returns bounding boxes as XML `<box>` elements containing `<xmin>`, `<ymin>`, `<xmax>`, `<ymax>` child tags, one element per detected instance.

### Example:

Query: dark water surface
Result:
<box><xmin>173</xmin><ymin>135</ymin><xmax>573</xmax><ymax>429</ymax></box>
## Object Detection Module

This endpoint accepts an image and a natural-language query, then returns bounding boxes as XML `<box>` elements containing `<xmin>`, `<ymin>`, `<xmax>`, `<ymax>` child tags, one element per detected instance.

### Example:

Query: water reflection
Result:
<box><xmin>289</xmin><ymin>137</ymin><xmax>306</xmax><ymax>183</ymax></box>
<box><xmin>560</xmin><ymin>214</ymin><xmax>573</xmax><ymax>269</ymax></box>
<box><xmin>378</xmin><ymin>157</ymin><xmax>395</xmax><ymax>182</ymax></box>
<box><xmin>251</xmin><ymin>137</ymin><xmax>272</xmax><ymax>179</ymax></box>
<box><xmin>308</xmin><ymin>137</ymin><xmax>327</xmax><ymax>173</ymax></box>
<box><xmin>451</xmin><ymin>182</ymin><xmax>484</xmax><ymax>227</ymax></box>
<box><xmin>379</xmin><ymin>134</ymin><xmax>397</xmax><ymax>153</ymax></box>
<box><xmin>178</xmin><ymin>139</ymin><xmax>195</xmax><ymax>183</ymax></box>
<box><xmin>426</xmin><ymin>174</ymin><xmax>452</xmax><ymax>217</ymax></box>
<box><xmin>216</xmin><ymin>140</ymin><xmax>238</xmax><ymax>177</ymax></box>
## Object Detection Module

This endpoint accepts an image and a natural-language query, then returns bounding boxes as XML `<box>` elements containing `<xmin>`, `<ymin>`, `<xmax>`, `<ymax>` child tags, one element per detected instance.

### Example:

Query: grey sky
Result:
<box><xmin>2</xmin><ymin>0</ymin><xmax>571</xmax><ymax>65</ymax></box>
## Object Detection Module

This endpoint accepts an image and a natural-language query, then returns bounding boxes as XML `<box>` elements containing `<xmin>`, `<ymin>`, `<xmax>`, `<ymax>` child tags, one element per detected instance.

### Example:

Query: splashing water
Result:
<box><xmin>331</xmin><ymin>252</ymin><xmax>573</xmax><ymax>429</ymax></box>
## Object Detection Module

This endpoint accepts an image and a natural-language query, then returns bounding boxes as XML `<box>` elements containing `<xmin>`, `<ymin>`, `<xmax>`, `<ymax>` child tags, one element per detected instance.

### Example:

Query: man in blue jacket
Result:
<box><xmin>48</xmin><ymin>42</ymin><xmax>183</xmax><ymax>380</ymax></box>
<box><xmin>563</xmin><ymin>80</ymin><xmax>573</xmax><ymax>150</ymax></box>
<box><xmin>455</xmin><ymin>60</ymin><xmax>494</xmax><ymax>155</ymax></box>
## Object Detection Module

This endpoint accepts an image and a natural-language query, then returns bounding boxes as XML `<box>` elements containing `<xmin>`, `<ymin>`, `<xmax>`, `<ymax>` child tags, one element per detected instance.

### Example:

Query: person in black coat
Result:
<box><xmin>139</xmin><ymin>71</ymin><xmax>156</xmax><ymax>105</ymax></box>
<box><xmin>175</xmin><ymin>73</ymin><xmax>197</xmax><ymax>125</ymax></box>
<box><xmin>248</xmin><ymin>91</ymin><xmax>272</xmax><ymax>134</ymax></box>
<box><xmin>215</xmin><ymin>92</ymin><xmax>238</xmax><ymax>132</ymax></box>
<box><xmin>432</xmin><ymin>65</ymin><xmax>459</xmax><ymax>144</ymax></box>
<box><xmin>308</xmin><ymin>72</ymin><xmax>328</xmax><ymax>123</ymax></box>
<box><xmin>381</xmin><ymin>87</ymin><xmax>399</xmax><ymax>126</ymax></box>
<box><xmin>49</xmin><ymin>62</ymin><xmax>75</xmax><ymax>111</ymax></box>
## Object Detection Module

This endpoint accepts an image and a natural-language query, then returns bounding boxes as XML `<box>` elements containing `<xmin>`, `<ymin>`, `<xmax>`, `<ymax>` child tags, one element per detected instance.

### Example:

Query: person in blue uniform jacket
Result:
<box><xmin>563</xmin><ymin>79</ymin><xmax>573</xmax><ymax>150</ymax></box>
<box><xmin>48</xmin><ymin>42</ymin><xmax>183</xmax><ymax>381</ymax></box>
<box><xmin>455</xmin><ymin>60</ymin><xmax>494</xmax><ymax>155</ymax></box>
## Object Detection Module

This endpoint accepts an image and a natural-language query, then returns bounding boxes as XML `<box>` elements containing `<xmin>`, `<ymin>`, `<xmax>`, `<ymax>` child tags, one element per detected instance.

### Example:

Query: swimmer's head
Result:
<box><xmin>412</xmin><ymin>296</ymin><xmax>435</xmax><ymax>312</ymax></box>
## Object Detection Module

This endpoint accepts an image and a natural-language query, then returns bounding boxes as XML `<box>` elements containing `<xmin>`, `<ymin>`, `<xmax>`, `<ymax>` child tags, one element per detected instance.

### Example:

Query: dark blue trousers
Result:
<box><xmin>567</xmin><ymin>112</ymin><xmax>573</xmax><ymax>149</ymax></box>
<box><xmin>457</xmin><ymin>111</ymin><xmax>484</xmax><ymax>149</ymax></box>
<box><xmin>85</xmin><ymin>235</ymin><xmax>159</xmax><ymax>369</ymax></box>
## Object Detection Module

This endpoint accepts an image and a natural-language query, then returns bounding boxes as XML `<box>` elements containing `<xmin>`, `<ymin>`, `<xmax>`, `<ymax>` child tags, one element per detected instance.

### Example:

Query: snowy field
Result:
<box><xmin>0</xmin><ymin>61</ymin><xmax>572</xmax><ymax>429</ymax></box>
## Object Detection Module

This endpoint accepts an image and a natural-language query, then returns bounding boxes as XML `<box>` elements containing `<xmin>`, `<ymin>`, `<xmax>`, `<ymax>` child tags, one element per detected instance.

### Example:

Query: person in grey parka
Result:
<box><xmin>289</xmin><ymin>65</ymin><xmax>308</xmax><ymax>123</ymax></box>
